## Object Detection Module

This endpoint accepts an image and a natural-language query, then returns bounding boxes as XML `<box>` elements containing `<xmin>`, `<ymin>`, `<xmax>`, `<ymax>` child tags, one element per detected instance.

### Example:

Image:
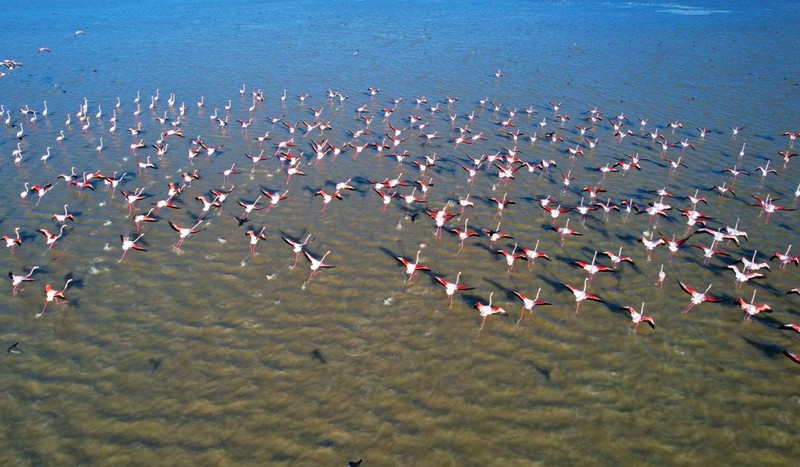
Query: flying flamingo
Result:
<box><xmin>169</xmin><ymin>220</ymin><xmax>204</xmax><ymax>249</ymax></box>
<box><xmin>237</xmin><ymin>195</ymin><xmax>263</xmax><ymax>218</ymax></box>
<box><xmin>315</xmin><ymin>189</ymin><xmax>343</xmax><ymax>213</ymax></box>
<box><xmin>38</xmin><ymin>278</ymin><xmax>73</xmax><ymax>318</ymax></box>
<box><xmin>3</xmin><ymin>228</ymin><xmax>22</xmax><ymax>253</ymax></box>
<box><xmin>133</xmin><ymin>208</ymin><xmax>158</xmax><ymax>233</ymax></box>
<box><xmin>220</xmin><ymin>164</ymin><xmax>241</xmax><ymax>185</ymax></box>
<box><xmin>122</xmin><ymin>188</ymin><xmax>147</xmax><ymax>215</ymax></box>
<box><xmin>9</xmin><ymin>266</ymin><xmax>39</xmax><ymax>294</ymax></box>
<box><xmin>303</xmin><ymin>250</ymin><xmax>333</xmax><ymax>285</ymax></box>
<box><xmin>372</xmin><ymin>189</ymin><xmax>395</xmax><ymax>213</ymax></box>
<box><xmin>103</xmin><ymin>172</ymin><xmax>127</xmax><ymax>197</ymax></box>
<box><xmin>433</xmin><ymin>272</ymin><xmax>474</xmax><ymax>308</ymax></box>
<box><xmin>602</xmin><ymin>247</ymin><xmax>634</xmax><ymax>270</ymax></box>
<box><xmin>30</xmin><ymin>182</ymin><xmax>55</xmax><ymax>207</ymax></box>
<box><xmin>554</xmin><ymin>218</ymin><xmax>582</xmax><ymax>246</ymax></box>
<box><xmin>195</xmin><ymin>195</ymin><xmax>221</xmax><ymax>220</ymax></box>
<box><xmin>572</xmin><ymin>251</ymin><xmax>613</xmax><ymax>282</ymax></box>
<box><xmin>426</xmin><ymin>203</ymin><xmax>456</xmax><ymax>239</ymax></box>
<box><xmin>740</xmin><ymin>251</ymin><xmax>770</xmax><ymax>273</ymax></box>
<box><xmin>726</xmin><ymin>265</ymin><xmax>763</xmax><ymax>288</ymax></box>
<box><xmin>771</xmin><ymin>245</ymin><xmax>799</xmax><ymax>269</ymax></box>
<box><xmin>246</xmin><ymin>225</ymin><xmax>268</xmax><ymax>255</ymax></box>
<box><xmin>678</xmin><ymin>281</ymin><xmax>721</xmax><ymax>313</ymax></box>
<box><xmin>619</xmin><ymin>302</ymin><xmax>655</xmax><ymax>334</ymax></box>
<box><xmin>563</xmin><ymin>278</ymin><xmax>603</xmax><ymax>313</ymax></box>
<box><xmin>736</xmin><ymin>290</ymin><xmax>771</xmax><ymax>321</ymax></box>
<box><xmin>639</xmin><ymin>232</ymin><xmax>665</xmax><ymax>262</ymax></box>
<box><xmin>395</xmin><ymin>250</ymin><xmax>430</xmax><ymax>282</ymax></box>
<box><xmin>496</xmin><ymin>243</ymin><xmax>526</xmax><ymax>272</ymax></box>
<box><xmin>119</xmin><ymin>233</ymin><xmax>146</xmax><ymax>262</ymax></box>
<box><xmin>512</xmin><ymin>287</ymin><xmax>551</xmax><ymax>324</ymax></box>
<box><xmin>750</xmin><ymin>194</ymin><xmax>794</xmax><ymax>224</ymax></box>
<box><xmin>449</xmin><ymin>218</ymin><xmax>479</xmax><ymax>253</ymax></box>
<box><xmin>661</xmin><ymin>233</ymin><xmax>692</xmax><ymax>262</ymax></box>
<box><xmin>521</xmin><ymin>239</ymin><xmax>551</xmax><ymax>270</ymax></box>
<box><xmin>541</xmin><ymin>203</ymin><xmax>572</xmax><ymax>225</ymax></box>
<box><xmin>282</xmin><ymin>234</ymin><xmax>313</xmax><ymax>267</ymax></box>
<box><xmin>37</xmin><ymin>225</ymin><xmax>67</xmax><ymax>249</ymax></box>
<box><xmin>474</xmin><ymin>291</ymin><xmax>508</xmax><ymax>331</ymax></box>
<box><xmin>482</xmin><ymin>222</ymin><xmax>513</xmax><ymax>249</ymax></box>
<box><xmin>784</xmin><ymin>351</ymin><xmax>800</xmax><ymax>365</ymax></box>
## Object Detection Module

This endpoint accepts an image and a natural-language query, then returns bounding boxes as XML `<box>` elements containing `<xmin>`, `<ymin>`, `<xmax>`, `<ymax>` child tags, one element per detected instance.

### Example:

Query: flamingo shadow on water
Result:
<box><xmin>741</xmin><ymin>336</ymin><xmax>786</xmax><ymax>360</ymax></box>
<box><xmin>749</xmin><ymin>313</ymin><xmax>785</xmax><ymax>328</ymax></box>
<box><xmin>483</xmin><ymin>277</ymin><xmax>518</xmax><ymax>302</ymax></box>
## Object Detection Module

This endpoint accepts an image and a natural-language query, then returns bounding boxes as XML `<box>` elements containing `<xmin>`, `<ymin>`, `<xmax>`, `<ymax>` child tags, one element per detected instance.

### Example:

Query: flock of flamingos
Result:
<box><xmin>2</xmin><ymin>62</ymin><xmax>799</xmax><ymax>364</ymax></box>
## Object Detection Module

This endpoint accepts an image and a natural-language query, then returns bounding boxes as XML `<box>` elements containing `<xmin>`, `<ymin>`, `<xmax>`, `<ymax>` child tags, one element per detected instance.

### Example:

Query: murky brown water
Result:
<box><xmin>1</xmin><ymin>1</ymin><xmax>799</xmax><ymax>465</ymax></box>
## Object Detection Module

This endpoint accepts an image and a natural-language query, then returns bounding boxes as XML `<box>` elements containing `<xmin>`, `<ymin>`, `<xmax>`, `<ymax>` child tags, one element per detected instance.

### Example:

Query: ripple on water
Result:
<box><xmin>2</xmin><ymin>0</ymin><xmax>800</xmax><ymax>465</ymax></box>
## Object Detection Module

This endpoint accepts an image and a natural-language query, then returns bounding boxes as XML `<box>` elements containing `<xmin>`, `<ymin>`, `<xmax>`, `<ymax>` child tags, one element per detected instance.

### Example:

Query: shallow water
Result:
<box><xmin>1</xmin><ymin>0</ymin><xmax>799</xmax><ymax>465</ymax></box>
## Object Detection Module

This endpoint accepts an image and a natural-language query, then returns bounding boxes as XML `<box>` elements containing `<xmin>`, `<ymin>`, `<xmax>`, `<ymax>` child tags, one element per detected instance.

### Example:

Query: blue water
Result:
<box><xmin>2</xmin><ymin>1</ymin><xmax>799</xmax><ymax>465</ymax></box>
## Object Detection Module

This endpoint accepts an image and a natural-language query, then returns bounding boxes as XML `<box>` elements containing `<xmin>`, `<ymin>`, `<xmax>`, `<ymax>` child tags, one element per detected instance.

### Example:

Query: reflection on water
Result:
<box><xmin>1</xmin><ymin>0</ymin><xmax>800</xmax><ymax>465</ymax></box>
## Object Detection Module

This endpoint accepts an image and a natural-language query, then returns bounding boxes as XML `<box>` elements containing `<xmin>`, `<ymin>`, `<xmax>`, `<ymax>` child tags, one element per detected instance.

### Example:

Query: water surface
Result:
<box><xmin>1</xmin><ymin>1</ymin><xmax>799</xmax><ymax>465</ymax></box>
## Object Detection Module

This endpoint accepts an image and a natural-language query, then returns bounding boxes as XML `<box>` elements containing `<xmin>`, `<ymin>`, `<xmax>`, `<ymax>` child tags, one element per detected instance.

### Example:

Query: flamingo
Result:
<box><xmin>246</xmin><ymin>225</ymin><xmax>268</xmax><ymax>255</ymax></box>
<box><xmin>133</xmin><ymin>209</ymin><xmax>158</xmax><ymax>233</ymax></box>
<box><xmin>122</xmin><ymin>188</ymin><xmax>147</xmax><ymax>216</ymax></box>
<box><xmin>541</xmin><ymin>203</ymin><xmax>572</xmax><ymax>225</ymax></box>
<box><xmin>482</xmin><ymin>222</ymin><xmax>513</xmax><ymax>249</ymax></box>
<box><xmin>512</xmin><ymin>288</ymin><xmax>551</xmax><ymax>324</ymax></box>
<box><xmin>602</xmin><ymin>247</ymin><xmax>634</xmax><ymax>270</ymax></box>
<box><xmin>496</xmin><ymin>243</ymin><xmax>526</xmax><ymax>272</ymax></box>
<box><xmin>661</xmin><ymin>233</ymin><xmax>692</xmax><ymax>262</ymax></box>
<box><xmin>38</xmin><ymin>278</ymin><xmax>73</xmax><ymax>318</ymax></box>
<box><xmin>237</xmin><ymin>195</ymin><xmax>263</xmax><ymax>217</ymax></box>
<box><xmin>282</xmin><ymin>234</ymin><xmax>313</xmax><ymax>268</ymax></box>
<box><xmin>638</xmin><ymin>232</ymin><xmax>665</xmax><ymax>262</ymax></box>
<box><xmin>779</xmin><ymin>323</ymin><xmax>800</xmax><ymax>334</ymax></box>
<box><xmin>449</xmin><ymin>218</ymin><xmax>479</xmax><ymax>253</ymax></box>
<box><xmin>433</xmin><ymin>272</ymin><xmax>474</xmax><ymax>308</ymax></box>
<box><xmin>195</xmin><ymin>195</ymin><xmax>221</xmax><ymax>220</ymax></box>
<box><xmin>303</xmin><ymin>250</ymin><xmax>333</xmax><ymax>285</ymax></box>
<box><xmin>315</xmin><ymin>190</ymin><xmax>343</xmax><ymax>213</ymax></box>
<box><xmin>426</xmin><ymin>203</ymin><xmax>456</xmax><ymax>238</ymax></box>
<box><xmin>37</xmin><ymin>225</ymin><xmax>67</xmax><ymax>249</ymax></box>
<box><xmin>521</xmin><ymin>239</ymin><xmax>551</xmax><ymax>270</ymax></box>
<box><xmin>395</xmin><ymin>250</ymin><xmax>430</xmax><ymax>282</ymax></box>
<box><xmin>619</xmin><ymin>302</ymin><xmax>655</xmax><ymax>334</ymax></box>
<box><xmin>3</xmin><ymin>228</ymin><xmax>22</xmax><ymax>253</ymax></box>
<box><xmin>573</xmin><ymin>251</ymin><xmax>614</xmax><ymax>282</ymax></box>
<box><xmin>119</xmin><ymin>233</ymin><xmax>147</xmax><ymax>262</ymax></box>
<box><xmin>373</xmin><ymin>189</ymin><xmax>395</xmax><ymax>213</ymax></box>
<box><xmin>554</xmin><ymin>219</ymin><xmax>582</xmax><ymax>246</ymax></box>
<box><xmin>474</xmin><ymin>292</ymin><xmax>507</xmax><ymax>331</ymax></box>
<box><xmin>30</xmin><ymin>182</ymin><xmax>55</xmax><ymax>207</ymax></box>
<box><xmin>51</xmin><ymin>204</ymin><xmax>75</xmax><ymax>224</ymax></box>
<box><xmin>9</xmin><ymin>266</ymin><xmax>39</xmax><ymax>295</ymax></box>
<box><xmin>169</xmin><ymin>220</ymin><xmax>204</xmax><ymax>249</ymax></box>
<box><xmin>563</xmin><ymin>278</ymin><xmax>603</xmax><ymax>313</ymax></box>
<box><xmin>103</xmin><ymin>172</ymin><xmax>127</xmax><ymax>197</ymax></box>
<box><xmin>678</xmin><ymin>282</ymin><xmax>721</xmax><ymax>314</ymax></box>
<box><xmin>726</xmin><ymin>265</ymin><xmax>763</xmax><ymax>288</ymax></box>
<box><xmin>736</xmin><ymin>290</ymin><xmax>771</xmax><ymax>321</ymax></box>
<box><xmin>771</xmin><ymin>245</ymin><xmax>799</xmax><ymax>269</ymax></box>
<box><xmin>656</xmin><ymin>265</ymin><xmax>666</xmax><ymax>289</ymax></box>
<box><xmin>783</xmin><ymin>351</ymin><xmax>800</xmax><ymax>365</ymax></box>
<box><xmin>260</xmin><ymin>189</ymin><xmax>290</xmax><ymax>213</ymax></box>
